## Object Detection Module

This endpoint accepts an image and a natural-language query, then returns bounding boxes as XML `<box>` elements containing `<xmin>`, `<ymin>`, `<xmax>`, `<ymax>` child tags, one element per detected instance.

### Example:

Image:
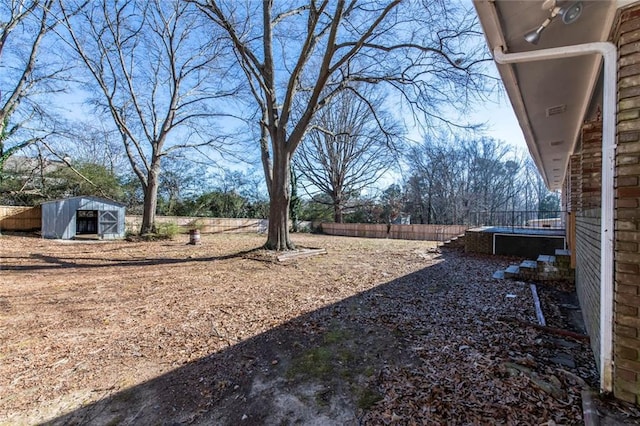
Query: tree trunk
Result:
<box><xmin>140</xmin><ymin>163</ymin><xmax>160</xmax><ymax>234</ymax></box>
<box><xmin>333</xmin><ymin>202</ymin><xmax>343</xmax><ymax>223</ymax></box>
<box><xmin>266</xmin><ymin>149</ymin><xmax>294</xmax><ymax>250</ymax></box>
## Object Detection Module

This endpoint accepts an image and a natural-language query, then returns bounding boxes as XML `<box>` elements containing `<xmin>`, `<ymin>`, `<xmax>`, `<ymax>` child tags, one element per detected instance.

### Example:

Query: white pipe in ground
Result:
<box><xmin>530</xmin><ymin>284</ymin><xmax>546</xmax><ymax>327</ymax></box>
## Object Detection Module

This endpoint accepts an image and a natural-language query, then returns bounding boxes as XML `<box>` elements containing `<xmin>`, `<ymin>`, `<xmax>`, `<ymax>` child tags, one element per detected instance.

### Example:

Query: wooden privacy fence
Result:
<box><xmin>321</xmin><ymin>223</ymin><xmax>469</xmax><ymax>242</ymax></box>
<box><xmin>126</xmin><ymin>215</ymin><xmax>268</xmax><ymax>234</ymax></box>
<box><xmin>1</xmin><ymin>206</ymin><xmax>467</xmax><ymax>241</ymax></box>
<box><xmin>0</xmin><ymin>206</ymin><xmax>41</xmax><ymax>231</ymax></box>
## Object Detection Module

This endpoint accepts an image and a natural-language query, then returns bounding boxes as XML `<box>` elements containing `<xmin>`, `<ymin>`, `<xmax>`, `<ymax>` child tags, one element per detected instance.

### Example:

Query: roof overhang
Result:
<box><xmin>473</xmin><ymin>0</ymin><xmax>628</xmax><ymax>190</ymax></box>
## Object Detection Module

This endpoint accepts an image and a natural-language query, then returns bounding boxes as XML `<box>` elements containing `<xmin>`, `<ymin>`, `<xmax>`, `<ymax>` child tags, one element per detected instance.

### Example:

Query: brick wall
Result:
<box><xmin>581</xmin><ymin>120</ymin><xmax>603</xmax><ymax>210</ymax></box>
<box><xmin>570</xmin><ymin>119</ymin><xmax>604</xmax><ymax>373</ymax></box>
<box><xmin>570</xmin><ymin>154</ymin><xmax>582</xmax><ymax>212</ymax></box>
<box><xmin>464</xmin><ymin>229</ymin><xmax>493</xmax><ymax>254</ymax></box>
<box><xmin>575</xmin><ymin>211</ymin><xmax>602</xmax><ymax>369</ymax></box>
<box><xmin>613</xmin><ymin>3</ymin><xmax>640</xmax><ymax>405</ymax></box>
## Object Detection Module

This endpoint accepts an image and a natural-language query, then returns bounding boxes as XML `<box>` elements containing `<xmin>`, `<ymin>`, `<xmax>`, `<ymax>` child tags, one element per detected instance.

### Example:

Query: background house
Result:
<box><xmin>474</xmin><ymin>0</ymin><xmax>640</xmax><ymax>405</ymax></box>
<box><xmin>41</xmin><ymin>196</ymin><xmax>126</xmax><ymax>240</ymax></box>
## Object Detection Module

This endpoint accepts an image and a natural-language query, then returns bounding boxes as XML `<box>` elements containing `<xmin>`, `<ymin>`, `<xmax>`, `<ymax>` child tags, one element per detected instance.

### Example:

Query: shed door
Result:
<box><xmin>99</xmin><ymin>210</ymin><xmax>119</xmax><ymax>234</ymax></box>
<box><xmin>77</xmin><ymin>210</ymin><xmax>98</xmax><ymax>234</ymax></box>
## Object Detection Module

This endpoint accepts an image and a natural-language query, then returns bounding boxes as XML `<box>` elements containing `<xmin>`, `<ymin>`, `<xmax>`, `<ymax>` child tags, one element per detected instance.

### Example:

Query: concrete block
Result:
<box><xmin>504</xmin><ymin>265</ymin><xmax>520</xmax><ymax>278</ymax></box>
<box><xmin>519</xmin><ymin>260</ymin><xmax>537</xmax><ymax>270</ymax></box>
<box><xmin>492</xmin><ymin>270</ymin><xmax>505</xmax><ymax>280</ymax></box>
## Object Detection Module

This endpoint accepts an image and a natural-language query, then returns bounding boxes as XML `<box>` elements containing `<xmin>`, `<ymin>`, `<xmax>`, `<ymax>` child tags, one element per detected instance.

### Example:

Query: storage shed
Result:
<box><xmin>41</xmin><ymin>196</ymin><xmax>126</xmax><ymax>240</ymax></box>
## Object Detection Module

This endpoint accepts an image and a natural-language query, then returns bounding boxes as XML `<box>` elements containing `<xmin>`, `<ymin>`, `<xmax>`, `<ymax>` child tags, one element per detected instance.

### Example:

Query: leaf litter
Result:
<box><xmin>0</xmin><ymin>233</ymin><xmax>639</xmax><ymax>425</ymax></box>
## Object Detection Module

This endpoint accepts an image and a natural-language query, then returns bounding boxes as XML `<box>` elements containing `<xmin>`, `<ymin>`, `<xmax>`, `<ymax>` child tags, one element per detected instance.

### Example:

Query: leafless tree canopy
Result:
<box><xmin>2</xmin><ymin>0</ymin><xmax>498</xmax><ymax>243</ymax></box>
<box><xmin>405</xmin><ymin>136</ymin><xmax>526</xmax><ymax>225</ymax></box>
<box><xmin>61</xmin><ymin>0</ymin><xmax>237</xmax><ymax>233</ymax></box>
<box><xmin>195</xmin><ymin>0</ymin><xmax>492</xmax><ymax>249</ymax></box>
<box><xmin>294</xmin><ymin>87</ymin><xmax>402</xmax><ymax>223</ymax></box>
<box><xmin>0</xmin><ymin>0</ymin><xmax>69</xmax><ymax>175</ymax></box>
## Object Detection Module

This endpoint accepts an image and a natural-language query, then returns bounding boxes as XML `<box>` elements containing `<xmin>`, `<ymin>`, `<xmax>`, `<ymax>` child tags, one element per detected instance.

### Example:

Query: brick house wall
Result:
<box><xmin>570</xmin><ymin>154</ymin><xmax>582</xmax><ymax>212</ymax></box>
<box><xmin>613</xmin><ymin>3</ymin><xmax>640</xmax><ymax>405</ymax></box>
<box><xmin>575</xmin><ymin>211</ymin><xmax>602</xmax><ymax>367</ymax></box>
<box><xmin>581</xmin><ymin>121</ymin><xmax>603</xmax><ymax>210</ymax></box>
<box><xmin>572</xmin><ymin>120</ymin><xmax>604</xmax><ymax>373</ymax></box>
<box><xmin>570</xmin><ymin>154</ymin><xmax>583</xmax><ymax>268</ymax></box>
<box><xmin>568</xmin><ymin>4</ymin><xmax>640</xmax><ymax>403</ymax></box>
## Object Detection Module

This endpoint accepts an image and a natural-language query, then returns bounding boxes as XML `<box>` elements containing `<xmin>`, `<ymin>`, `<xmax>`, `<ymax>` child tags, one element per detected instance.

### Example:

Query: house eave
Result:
<box><xmin>473</xmin><ymin>0</ymin><xmax>620</xmax><ymax>190</ymax></box>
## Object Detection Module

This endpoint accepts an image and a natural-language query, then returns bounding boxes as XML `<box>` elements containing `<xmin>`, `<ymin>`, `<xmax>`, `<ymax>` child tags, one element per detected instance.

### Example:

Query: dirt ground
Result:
<box><xmin>1</xmin><ymin>233</ymin><xmax>639</xmax><ymax>425</ymax></box>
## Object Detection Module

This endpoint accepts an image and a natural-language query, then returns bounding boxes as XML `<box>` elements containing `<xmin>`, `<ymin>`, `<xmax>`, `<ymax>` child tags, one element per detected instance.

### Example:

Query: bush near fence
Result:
<box><xmin>321</xmin><ymin>223</ymin><xmax>468</xmax><ymax>242</ymax></box>
<box><xmin>0</xmin><ymin>206</ymin><xmax>41</xmax><ymax>232</ymax></box>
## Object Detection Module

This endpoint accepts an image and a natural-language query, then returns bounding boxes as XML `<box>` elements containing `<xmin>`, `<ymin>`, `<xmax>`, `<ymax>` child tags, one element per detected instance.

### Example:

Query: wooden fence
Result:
<box><xmin>0</xmin><ymin>205</ymin><xmax>467</xmax><ymax>241</ymax></box>
<box><xmin>321</xmin><ymin>223</ymin><xmax>468</xmax><ymax>242</ymax></box>
<box><xmin>125</xmin><ymin>215</ymin><xmax>268</xmax><ymax>234</ymax></box>
<box><xmin>0</xmin><ymin>206</ymin><xmax>41</xmax><ymax>231</ymax></box>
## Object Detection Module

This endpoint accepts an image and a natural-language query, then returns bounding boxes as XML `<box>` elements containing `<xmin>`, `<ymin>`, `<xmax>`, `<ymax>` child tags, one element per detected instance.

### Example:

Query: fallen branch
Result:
<box><xmin>277</xmin><ymin>248</ymin><xmax>327</xmax><ymax>262</ymax></box>
<box><xmin>498</xmin><ymin>316</ymin><xmax>590</xmax><ymax>342</ymax></box>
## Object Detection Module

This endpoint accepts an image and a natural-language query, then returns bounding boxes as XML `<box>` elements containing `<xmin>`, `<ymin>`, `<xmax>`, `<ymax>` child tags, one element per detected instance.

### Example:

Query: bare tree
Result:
<box><xmin>464</xmin><ymin>137</ymin><xmax>520</xmax><ymax>214</ymax></box>
<box><xmin>406</xmin><ymin>136</ymin><xmax>468</xmax><ymax>224</ymax></box>
<box><xmin>405</xmin><ymin>135</ymin><xmax>525</xmax><ymax>225</ymax></box>
<box><xmin>0</xmin><ymin>0</ymin><xmax>68</xmax><ymax>182</ymax></box>
<box><xmin>294</xmin><ymin>88</ymin><xmax>401</xmax><ymax>223</ymax></box>
<box><xmin>61</xmin><ymin>0</ymin><xmax>236</xmax><ymax>234</ymax></box>
<box><xmin>0</xmin><ymin>144</ymin><xmax>60</xmax><ymax>205</ymax></box>
<box><xmin>57</xmin><ymin>120</ymin><xmax>129</xmax><ymax>175</ymax></box>
<box><xmin>521</xmin><ymin>157</ymin><xmax>551</xmax><ymax>214</ymax></box>
<box><xmin>196</xmin><ymin>0</ymin><xmax>491</xmax><ymax>250</ymax></box>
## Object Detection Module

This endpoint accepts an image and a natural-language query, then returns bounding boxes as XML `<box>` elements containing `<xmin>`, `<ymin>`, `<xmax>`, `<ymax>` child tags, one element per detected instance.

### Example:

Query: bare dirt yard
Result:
<box><xmin>1</xmin><ymin>233</ymin><xmax>638</xmax><ymax>425</ymax></box>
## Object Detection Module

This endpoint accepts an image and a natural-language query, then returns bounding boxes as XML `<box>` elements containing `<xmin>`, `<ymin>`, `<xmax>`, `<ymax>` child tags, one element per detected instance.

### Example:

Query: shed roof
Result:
<box><xmin>40</xmin><ymin>195</ymin><xmax>126</xmax><ymax>208</ymax></box>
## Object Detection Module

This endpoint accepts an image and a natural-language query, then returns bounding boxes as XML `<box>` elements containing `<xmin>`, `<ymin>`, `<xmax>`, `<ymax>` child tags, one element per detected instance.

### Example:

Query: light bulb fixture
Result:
<box><xmin>524</xmin><ymin>18</ymin><xmax>553</xmax><ymax>45</ymax></box>
<box><xmin>524</xmin><ymin>28</ymin><xmax>542</xmax><ymax>45</ymax></box>
<box><xmin>524</xmin><ymin>1</ymin><xmax>583</xmax><ymax>45</ymax></box>
<box><xmin>561</xmin><ymin>1</ymin><xmax>583</xmax><ymax>24</ymax></box>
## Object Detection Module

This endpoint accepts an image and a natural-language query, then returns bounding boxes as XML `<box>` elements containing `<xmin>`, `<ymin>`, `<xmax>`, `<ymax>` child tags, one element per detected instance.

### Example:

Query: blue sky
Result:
<box><xmin>472</xmin><ymin>93</ymin><xmax>528</xmax><ymax>153</ymax></box>
<box><xmin>44</xmin><ymin>0</ymin><xmax>531</xmax><ymax>192</ymax></box>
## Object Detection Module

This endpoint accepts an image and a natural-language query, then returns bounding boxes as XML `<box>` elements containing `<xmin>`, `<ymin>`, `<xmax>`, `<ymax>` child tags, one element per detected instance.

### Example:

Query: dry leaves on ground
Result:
<box><xmin>1</xmin><ymin>233</ymin><xmax>638</xmax><ymax>425</ymax></box>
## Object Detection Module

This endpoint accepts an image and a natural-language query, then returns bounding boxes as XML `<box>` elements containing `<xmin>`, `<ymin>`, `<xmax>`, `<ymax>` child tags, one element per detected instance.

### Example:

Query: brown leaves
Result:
<box><xmin>0</xmin><ymin>234</ymin><xmax>618</xmax><ymax>424</ymax></box>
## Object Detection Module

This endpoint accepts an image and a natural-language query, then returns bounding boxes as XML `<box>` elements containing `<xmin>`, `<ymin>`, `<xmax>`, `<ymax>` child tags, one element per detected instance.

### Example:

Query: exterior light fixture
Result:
<box><xmin>561</xmin><ymin>1</ymin><xmax>583</xmax><ymax>24</ymax></box>
<box><xmin>524</xmin><ymin>1</ymin><xmax>583</xmax><ymax>45</ymax></box>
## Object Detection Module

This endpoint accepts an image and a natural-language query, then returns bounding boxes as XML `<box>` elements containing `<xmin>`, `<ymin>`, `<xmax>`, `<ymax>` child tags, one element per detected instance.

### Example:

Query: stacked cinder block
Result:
<box><xmin>496</xmin><ymin>249</ymin><xmax>575</xmax><ymax>282</ymax></box>
<box><xmin>613</xmin><ymin>3</ymin><xmax>640</xmax><ymax>405</ymax></box>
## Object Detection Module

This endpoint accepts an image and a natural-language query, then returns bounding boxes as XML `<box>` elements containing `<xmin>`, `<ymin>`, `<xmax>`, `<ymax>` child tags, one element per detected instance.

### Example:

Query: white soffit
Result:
<box><xmin>473</xmin><ymin>0</ymin><xmax>618</xmax><ymax>190</ymax></box>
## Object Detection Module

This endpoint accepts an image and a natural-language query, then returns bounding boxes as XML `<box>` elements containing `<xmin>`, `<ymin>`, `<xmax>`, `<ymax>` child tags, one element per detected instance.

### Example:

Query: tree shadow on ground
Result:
<box><xmin>1</xmin><ymin>248</ymin><xmax>263</xmax><ymax>272</ymax></box>
<box><xmin>39</xmin><ymin>250</ymin><xmax>464</xmax><ymax>425</ymax></box>
<box><xmin>38</xmin><ymin>248</ymin><xmax>596</xmax><ymax>425</ymax></box>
